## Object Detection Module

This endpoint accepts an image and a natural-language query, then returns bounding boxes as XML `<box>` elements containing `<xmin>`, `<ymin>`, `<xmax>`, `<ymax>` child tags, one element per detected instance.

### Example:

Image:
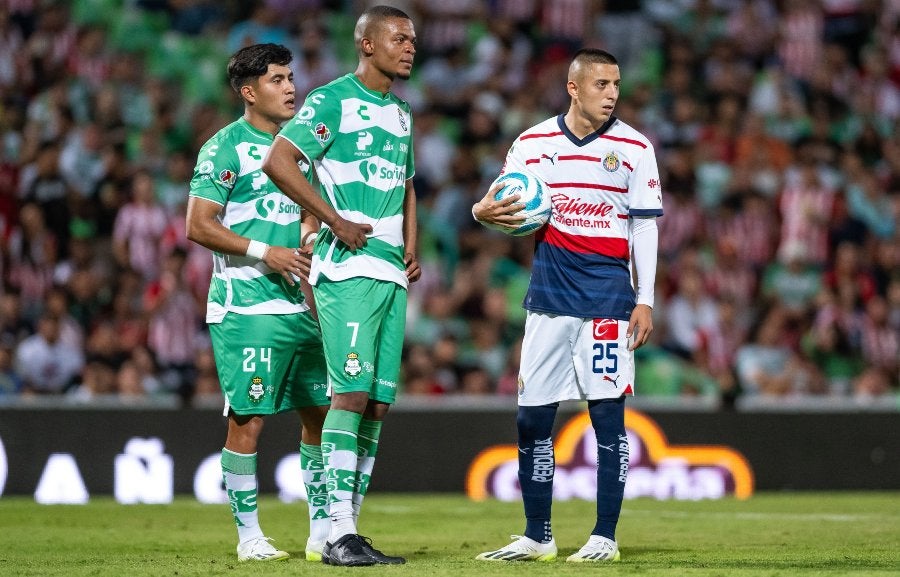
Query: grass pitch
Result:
<box><xmin>0</xmin><ymin>492</ymin><xmax>897</xmax><ymax>576</ymax></box>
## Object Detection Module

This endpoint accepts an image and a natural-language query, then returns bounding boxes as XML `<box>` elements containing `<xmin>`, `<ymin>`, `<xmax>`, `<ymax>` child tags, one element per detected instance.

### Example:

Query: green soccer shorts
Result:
<box><xmin>209</xmin><ymin>311</ymin><xmax>328</xmax><ymax>415</ymax></box>
<box><xmin>312</xmin><ymin>277</ymin><xmax>407</xmax><ymax>404</ymax></box>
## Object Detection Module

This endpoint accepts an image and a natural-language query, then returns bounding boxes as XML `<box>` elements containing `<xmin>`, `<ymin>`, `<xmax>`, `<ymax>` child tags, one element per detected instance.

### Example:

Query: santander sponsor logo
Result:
<box><xmin>551</xmin><ymin>193</ymin><xmax>614</xmax><ymax>218</ymax></box>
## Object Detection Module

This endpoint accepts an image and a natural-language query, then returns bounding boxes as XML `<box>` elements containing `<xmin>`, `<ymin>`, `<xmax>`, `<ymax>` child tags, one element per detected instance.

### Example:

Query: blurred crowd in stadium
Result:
<box><xmin>0</xmin><ymin>0</ymin><xmax>897</xmax><ymax>407</ymax></box>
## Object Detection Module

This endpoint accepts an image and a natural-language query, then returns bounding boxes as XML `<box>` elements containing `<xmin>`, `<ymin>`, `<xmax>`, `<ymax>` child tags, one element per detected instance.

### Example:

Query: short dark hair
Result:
<box><xmin>354</xmin><ymin>5</ymin><xmax>412</xmax><ymax>48</ymax></box>
<box><xmin>227</xmin><ymin>43</ymin><xmax>293</xmax><ymax>93</ymax></box>
<box><xmin>362</xmin><ymin>5</ymin><xmax>411</xmax><ymax>22</ymax></box>
<box><xmin>572</xmin><ymin>48</ymin><xmax>618</xmax><ymax>67</ymax></box>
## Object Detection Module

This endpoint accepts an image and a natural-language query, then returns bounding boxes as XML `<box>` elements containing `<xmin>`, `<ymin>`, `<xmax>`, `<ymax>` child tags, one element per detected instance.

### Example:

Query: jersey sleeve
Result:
<box><xmin>405</xmin><ymin>108</ymin><xmax>415</xmax><ymax>179</ymax></box>
<box><xmin>189</xmin><ymin>136</ymin><xmax>238</xmax><ymax>206</ymax></box>
<box><xmin>498</xmin><ymin>136</ymin><xmax>529</xmax><ymax>176</ymax></box>
<box><xmin>628</xmin><ymin>142</ymin><xmax>664</xmax><ymax>217</ymax></box>
<box><xmin>277</xmin><ymin>86</ymin><xmax>341</xmax><ymax>162</ymax></box>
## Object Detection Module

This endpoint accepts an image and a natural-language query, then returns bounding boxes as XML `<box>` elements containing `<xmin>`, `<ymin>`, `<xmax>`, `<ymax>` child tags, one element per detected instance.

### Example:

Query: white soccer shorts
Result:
<box><xmin>517</xmin><ymin>311</ymin><xmax>634</xmax><ymax>406</ymax></box>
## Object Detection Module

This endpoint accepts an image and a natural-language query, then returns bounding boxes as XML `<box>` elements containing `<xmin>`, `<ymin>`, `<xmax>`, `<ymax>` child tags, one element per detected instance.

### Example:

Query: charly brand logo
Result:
<box><xmin>466</xmin><ymin>409</ymin><xmax>754</xmax><ymax>502</ymax></box>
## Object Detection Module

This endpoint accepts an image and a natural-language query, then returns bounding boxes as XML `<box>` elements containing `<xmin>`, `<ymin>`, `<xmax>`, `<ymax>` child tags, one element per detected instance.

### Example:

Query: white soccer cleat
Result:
<box><xmin>305</xmin><ymin>537</ymin><xmax>326</xmax><ymax>562</ymax></box>
<box><xmin>476</xmin><ymin>535</ymin><xmax>557</xmax><ymax>562</ymax></box>
<box><xmin>236</xmin><ymin>537</ymin><xmax>290</xmax><ymax>562</ymax></box>
<box><xmin>566</xmin><ymin>535</ymin><xmax>621</xmax><ymax>563</ymax></box>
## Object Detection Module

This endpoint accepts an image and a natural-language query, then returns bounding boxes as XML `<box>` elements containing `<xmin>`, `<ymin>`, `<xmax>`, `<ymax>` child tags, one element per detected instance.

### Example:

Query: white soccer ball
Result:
<box><xmin>489</xmin><ymin>171</ymin><xmax>551</xmax><ymax>236</ymax></box>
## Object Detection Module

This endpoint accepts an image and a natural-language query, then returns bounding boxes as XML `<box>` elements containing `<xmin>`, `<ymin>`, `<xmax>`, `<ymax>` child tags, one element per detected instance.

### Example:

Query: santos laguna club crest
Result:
<box><xmin>248</xmin><ymin>376</ymin><xmax>265</xmax><ymax>402</ymax></box>
<box><xmin>344</xmin><ymin>352</ymin><xmax>362</xmax><ymax>377</ymax></box>
<box><xmin>466</xmin><ymin>409</ymin><xmax>754</xmax><ymax>501</ymax></box>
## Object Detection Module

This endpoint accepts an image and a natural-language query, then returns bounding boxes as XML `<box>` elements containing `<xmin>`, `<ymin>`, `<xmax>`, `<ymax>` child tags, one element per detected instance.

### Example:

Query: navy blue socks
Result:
<box><xmin>588</xmin><ymin>396</ymin><xmax>627</xmax><ymax>540</ymax></box>
<box><xmin>517</xmin><ymin>403</ymin><xmax>558</xmax><ymax>543</ymax></box>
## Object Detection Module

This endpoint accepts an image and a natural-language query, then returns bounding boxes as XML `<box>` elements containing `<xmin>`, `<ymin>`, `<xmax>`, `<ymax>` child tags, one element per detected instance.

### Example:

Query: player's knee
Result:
<box><xmin>330</xmin><ymin>391</ymin><xmax>369</xmax><ymax>413</ymax></box>
<box><xmin>363</xmin><ymin>399</ymin><xmax>390</xmax><ymax>420</ymax></box>
<box><xmin>516</xmin><ymin>404</ymin><xmax>558</xmax><ymax>439</ymax></box>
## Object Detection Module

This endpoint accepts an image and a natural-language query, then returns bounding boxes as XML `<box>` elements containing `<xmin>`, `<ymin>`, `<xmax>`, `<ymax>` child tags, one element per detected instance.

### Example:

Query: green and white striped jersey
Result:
<box><xmin>277</xmin><ymin>73</ymin><xmax>415</xmax><ymax>288</ymax></box>
<box><xmin>189</xmin><ymin>118</ymin><xmax>308</xmax><ymax>323</ymax></box>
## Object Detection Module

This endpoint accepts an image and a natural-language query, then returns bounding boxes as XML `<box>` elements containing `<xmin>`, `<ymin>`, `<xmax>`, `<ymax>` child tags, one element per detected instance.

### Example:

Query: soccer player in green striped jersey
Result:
<box><xmin>186</xmin><ymin>43</ymin><xmax>331</xmax><ymax>563</ymax></box>
<box><xmin>263</xmin><ymin>5</ymin><xmax>420</xmax><ymax>567</ymax></box>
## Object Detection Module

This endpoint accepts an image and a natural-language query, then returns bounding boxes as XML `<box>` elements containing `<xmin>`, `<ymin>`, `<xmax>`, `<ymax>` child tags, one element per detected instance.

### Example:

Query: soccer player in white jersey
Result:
<box><xmin>473</xmin><ymin>48</ymin><xmax>663</xmax><ymax>563</ymax></box>
<box><xmin>186</xmin><ymin>44</ymin><xmax>331</xmax><ymax>563</ymax></box>
<box><xmin>262</xmin><ymin>5</ymin><xmax>420</xmax><ymax>567</ymax></box>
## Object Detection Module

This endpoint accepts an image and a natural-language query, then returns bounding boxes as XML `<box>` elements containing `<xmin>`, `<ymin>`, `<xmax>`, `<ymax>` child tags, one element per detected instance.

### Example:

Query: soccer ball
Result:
<box><xmin>489</xmin><ymin>171</ymin><xmax>551</xmax><ymax>236</ymax></box>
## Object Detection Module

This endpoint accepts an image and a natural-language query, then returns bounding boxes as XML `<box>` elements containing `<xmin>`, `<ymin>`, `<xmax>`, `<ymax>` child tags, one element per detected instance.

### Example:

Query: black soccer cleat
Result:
<box><xmin>321</xmin><ymin>534</ymin><xmax>377</xmax><ymax>566</ymax></box>
<box><xmin>358</xmin><ymin>535</ymin><xmax>406</xmax><ymax>564</ymax></box>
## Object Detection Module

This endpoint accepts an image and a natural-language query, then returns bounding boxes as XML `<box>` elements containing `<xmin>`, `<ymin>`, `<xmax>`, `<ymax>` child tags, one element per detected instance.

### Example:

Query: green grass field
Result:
<box><xmin>1</xmin><ymin>493</ymin><xmax>897</xmax><ymax>576</ymax></box>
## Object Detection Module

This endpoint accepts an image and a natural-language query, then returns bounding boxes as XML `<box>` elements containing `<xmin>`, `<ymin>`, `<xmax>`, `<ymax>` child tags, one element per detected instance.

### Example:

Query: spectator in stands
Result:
<box><xmin>17</xmin><ymin>141</ymin><xmax>69</xmax><ymax>254</ymax></box>
<box><xmin>144</xmin><ymin>247</ymin><xmax>199</xmax><ymax>400</ymax></box>
<box><xmin>761</xmin><ymin>241</ymin><xmax>822</xmax><ymax>315</ymax></box>
<box><xmin>735</xmin><ymin>306</ymin><xmax>824</xmax><ymax>397</ymax></box>
<box><xmin>66</xmin><ymin>357</ymin><xmax>117</xmax><ymax>402</ymax></box>
<box><xmin>227</xmin><ymin>0</ymin><xmax>291</xmax><ymax>53</ymax></box>
<box><xmin>112</xmin><ymin>169</ymin><xmax>169</xmax><ymax>281</ymax></box>
<box><xmin>14</xmin><ymin>313</ymin><xmax>84</xmax><ymax>394</ymax></box>
<box><xmin>43</xmin><ymin>285</ymin><xmax>83</xmax><ymax>350</ymax></box>
<box><xmin>859</xmin><ymin>295</ymin><xmax>899</xmax><ymax>377</ymax></box>
<box><xmin>0</xmin><ymin>336</ymin><xmax>22</xmax><ymax>396</ymax></box>
<box><xmin>664</xmin><ymin>267</ymin><xmax>719</xmax><ymax>362</ymax></box>
<box><xmin>0</xmin><ymin>288</ymin><xmax>30</xmax><ymax>346</ymax></box>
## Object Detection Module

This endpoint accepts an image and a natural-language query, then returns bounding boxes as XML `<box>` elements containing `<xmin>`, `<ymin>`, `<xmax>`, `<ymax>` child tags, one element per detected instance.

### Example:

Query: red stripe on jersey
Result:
<box><xmin>547</xmin><ymin>182</ymin><xmax>628</xmax><ymax>193</ymax></box>
<box><xmin>559</xmin><ymin>154</ymin><xmax>601</xmax><ymax>162</ymax></box>
<box><xmin>617</xmin><ymin>214</ymin><xmax>628</xmax><ymax>219</ymax></box>
<box><xmin>600</xmin><ymin>134</ymin><xmax>647</xmax><ymax>148</ymax></box>
<box><xmin>622</xmin><ymin>161</ymin><xmax>634</xmax><ymax>171</ymax></box>
<box><xmin>542</xmin><ymin>225</ymin><xmax>629</xmax><ymax>258</ymax></box>
<box><xmin>520</xmin><ymin>131</ymin><xmax>564</xmax><ymax>140</ymax></box>
<box><xmin>525</xmin><ymin>154</ymin><xmax>601</xmax><ymax>164</ymax></box>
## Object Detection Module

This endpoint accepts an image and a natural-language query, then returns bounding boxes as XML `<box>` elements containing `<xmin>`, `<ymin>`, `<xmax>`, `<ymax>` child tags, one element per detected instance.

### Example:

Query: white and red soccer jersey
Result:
<box><xmin>501</xmin><ymin>114</ymin><xmax>663</xmax><ymax>320</ymax></box>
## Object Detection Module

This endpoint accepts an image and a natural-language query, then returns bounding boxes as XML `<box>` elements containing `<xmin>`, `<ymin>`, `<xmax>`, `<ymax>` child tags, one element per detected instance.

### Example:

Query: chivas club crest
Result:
<box><xmin>344</xmin><ymin>352</ymin><xmax>362</xmax><ymax>377</ymax></box>
<box><xmin>603</xmin><ymin>151</ymin><xmax>620</xmax><ymax>172</ymax></box>
<box><xmin>249</xmin><ymin>376</ymin><xmax>265</xmax><ymax>402</ymax></box>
